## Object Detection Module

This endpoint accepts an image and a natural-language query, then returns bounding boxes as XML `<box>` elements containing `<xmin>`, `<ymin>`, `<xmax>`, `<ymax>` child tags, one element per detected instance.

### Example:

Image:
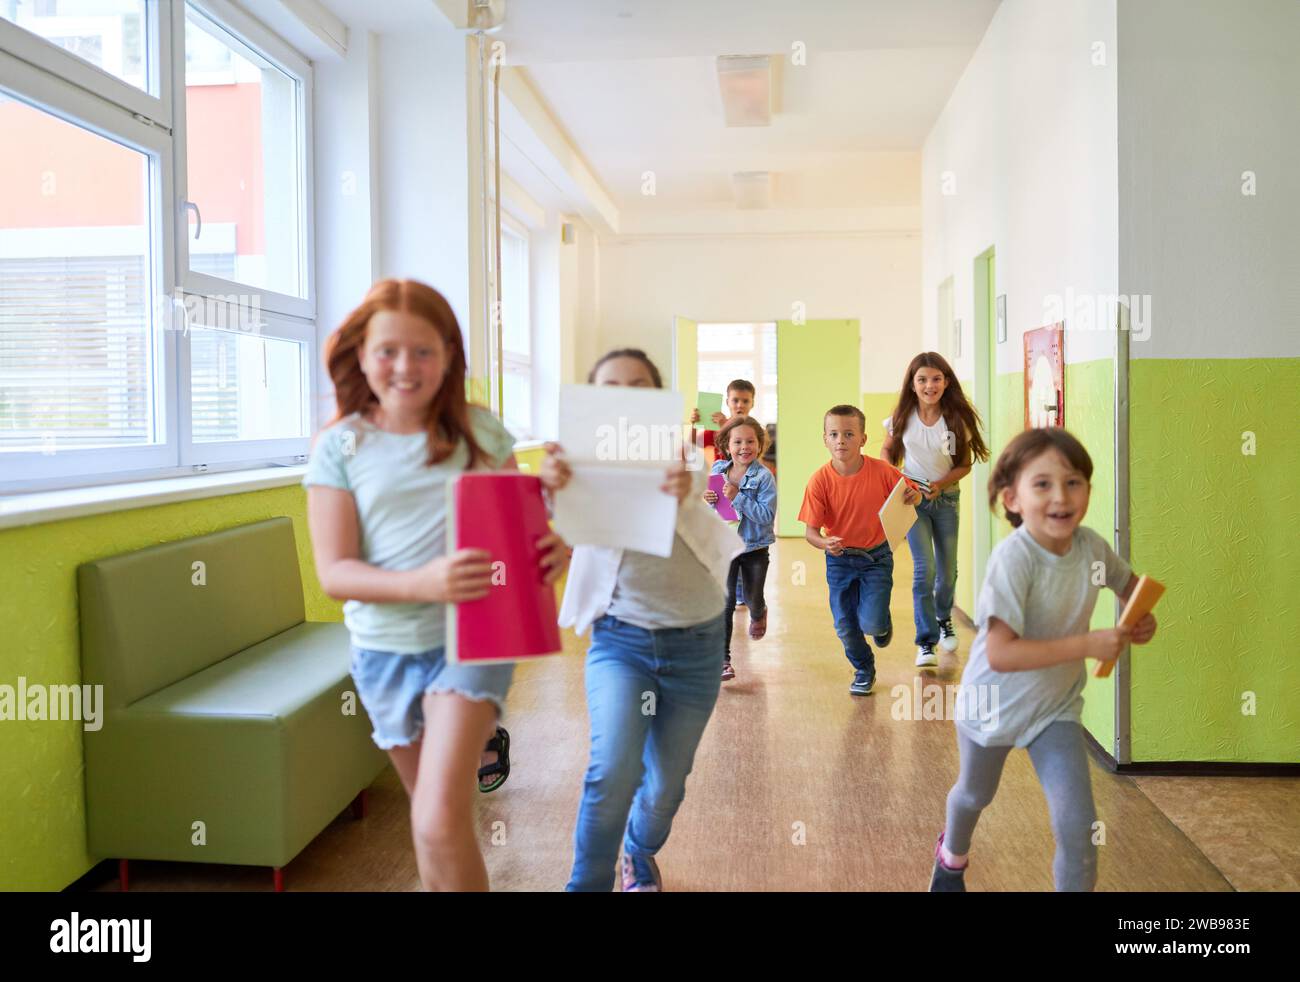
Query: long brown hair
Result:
<box><xmin>988</xmin><ymin>428</ymin><xmax>1093</xmax><ymax>528</ymax></box>
<box><xmin>323</xmin><ymin>279</ymin><xmax>489</xmax><ymax>469</ymax></box>
<box><xmin>885</xmin><ymin>352</ymin><xmax>989</xmax><ymax>468</ymax></box>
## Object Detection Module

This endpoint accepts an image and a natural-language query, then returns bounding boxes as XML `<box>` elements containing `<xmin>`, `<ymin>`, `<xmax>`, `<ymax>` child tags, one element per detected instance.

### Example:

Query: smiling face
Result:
<box><xmin>824</xmin><ymin>413</ymin><xmax>867</xmax><ymax>464</ymax></box>
<box><xmin>1003</xmin><ymin>448</ymin><xmax>1091</xmax><ymax>549</ymax></box>
<box><xmin>913</xmin><ymin>365</ymin><xmax>948</xmax><ymax>408</ymax></box>
<box><xmin>359</xmin><ymin>309</ymin><xmax>449</xmax><ymax>424</ymax></box>
<box><xmin>727</xmin><ymin>422</ymin><xmax>761</xmax><ymax>466</ymax></box>
<box><xmin>593</xmin><ymin>355</ymin><xmax>658</xmax><ymax>388</ymax></box>
<box><xmin>726</xmin><ymin>387</ymin><xmax>754</xmax><ymax>418</ymax></box>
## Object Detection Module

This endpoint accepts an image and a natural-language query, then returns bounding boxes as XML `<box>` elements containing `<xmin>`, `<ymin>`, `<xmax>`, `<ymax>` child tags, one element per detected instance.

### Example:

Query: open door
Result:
<box><xmin>775</xmin><ymin>318</ymin><xmax>860</xmax><ymax>537</ymax></box>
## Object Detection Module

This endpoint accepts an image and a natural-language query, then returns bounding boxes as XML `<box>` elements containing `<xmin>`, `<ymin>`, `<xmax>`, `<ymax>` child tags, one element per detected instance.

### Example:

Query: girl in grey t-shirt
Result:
<box><xmin>929</xmin><ymin>429</ymin><xmax>1157</xmax><ymax>892</ymax></box>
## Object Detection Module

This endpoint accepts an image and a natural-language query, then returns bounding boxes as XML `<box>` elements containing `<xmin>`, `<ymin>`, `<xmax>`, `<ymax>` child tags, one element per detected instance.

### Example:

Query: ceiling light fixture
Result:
<box><xmin>716</xmin><ymin>54</ymin><xmax>772</xmax><ymax>127</ymax></box>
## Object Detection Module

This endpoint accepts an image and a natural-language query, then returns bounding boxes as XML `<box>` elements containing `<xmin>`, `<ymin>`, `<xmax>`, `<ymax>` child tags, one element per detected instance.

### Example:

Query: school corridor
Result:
<box><xmin>86</xmin><ymin>537</ymin><xmax>1296</xmax><ymax>893</ymax></box>
<box><xmin>2</xmin><ymin>0</ymin><xmax>1297</xmax><ymax>898</ymax></box>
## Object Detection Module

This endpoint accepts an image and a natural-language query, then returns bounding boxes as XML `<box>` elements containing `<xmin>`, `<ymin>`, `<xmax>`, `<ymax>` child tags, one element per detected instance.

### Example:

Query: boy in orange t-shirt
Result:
<box><xmin>799</xmin><ymin>404</ymin><xmax>920</xmax><ymax>696</ymax></box>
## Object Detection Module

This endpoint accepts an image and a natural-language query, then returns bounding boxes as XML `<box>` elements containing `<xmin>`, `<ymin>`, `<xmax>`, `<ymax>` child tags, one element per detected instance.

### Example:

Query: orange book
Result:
<box><xmin>1094</xmin><ymin>575</ymin><xmax>1165</xmax><ymax>678</ymax></box>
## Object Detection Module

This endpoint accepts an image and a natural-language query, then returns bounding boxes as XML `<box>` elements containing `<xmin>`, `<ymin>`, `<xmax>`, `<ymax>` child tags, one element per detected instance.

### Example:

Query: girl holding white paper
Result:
<box><xmin>542</xmin><ymin>349</ymin><xmax>743</xmax><ymax>892</ymax></box>
<box><xmin>881</xmin><ymin>352</ymin><xmax>989</xmax><ymax>668</ymax></box>
<box><xmin>703</xmin><ymin>415</ymin><xmax>777</xmax><ymax>681</ymax></box>
<box><xmin>304</xmin><ymin>279</ymin><xmax>568</xmax><ymax>892</ymax></box>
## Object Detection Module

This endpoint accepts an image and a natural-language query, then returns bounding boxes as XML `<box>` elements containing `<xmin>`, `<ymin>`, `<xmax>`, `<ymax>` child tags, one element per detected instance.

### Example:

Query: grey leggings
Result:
<box><xmin>945</xmin><ymin>720</ymin><xmax>1098</xmax><ymax>891</ymax></box>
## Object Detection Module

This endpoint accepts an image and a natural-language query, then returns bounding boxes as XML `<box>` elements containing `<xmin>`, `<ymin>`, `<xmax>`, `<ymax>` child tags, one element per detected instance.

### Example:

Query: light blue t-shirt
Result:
<box><xmin>956</xmin><ymin>525</ymin><xmax>1132</xmax><ymax>748</ymax></box>
<box><xmin>303</xmin><ymin>406</ymin><xmax>515</xmax><ymax>654</ymax></box>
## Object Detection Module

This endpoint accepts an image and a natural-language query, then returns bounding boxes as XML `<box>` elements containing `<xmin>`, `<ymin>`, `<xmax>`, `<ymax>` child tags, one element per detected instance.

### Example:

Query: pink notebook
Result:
<box><xmin>709</xmin><ymin>474</ymin><xmax>739</xmax><ymax>522</ymax></box>
<box><xmin>446</xmin><ymin>473</ymin><xmax>563</xmax><ymax>665</ymax></box>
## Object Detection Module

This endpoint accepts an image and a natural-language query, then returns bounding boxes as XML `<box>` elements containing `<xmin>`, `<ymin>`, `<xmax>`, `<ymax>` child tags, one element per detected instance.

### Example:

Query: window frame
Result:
<box><xmin>0</xmin><ymin>47</ymin><xmax>178</xmax><ymax>491</ymax></box>
<box><xmin>0</xmin><ymin>0</ymin><xmax>316</xmax><ymax>496</ymax></box>
<box><xmin>178</xmin><ymin>300</ymin><xmax>314</xmax><ymax>467</ymax></box>
<box><xmin>497</xmin><ymin>209</ymin><xmax>533</xmax><ymax>438</ymax></box>
<box><xmin>0</xmin><ymin>0</ymin><xmax>172</xmax><ymax>128</ymax></box>
<box><xmin>172</xmin><ymin>0</ymin><xmax>315</xmax><ymax>321</ymax></box>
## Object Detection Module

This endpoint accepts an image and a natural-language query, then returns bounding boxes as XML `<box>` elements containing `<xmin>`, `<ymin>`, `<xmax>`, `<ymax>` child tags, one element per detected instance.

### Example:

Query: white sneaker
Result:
<box><xmin>938</xmin><ymin>619</ymin><xmax>959</xmax><ymax>653</ymax></box>
<box><xmin>915</xmin><ymin>644</ymin><xmax>938</xmax><ymax>668</ymax></box>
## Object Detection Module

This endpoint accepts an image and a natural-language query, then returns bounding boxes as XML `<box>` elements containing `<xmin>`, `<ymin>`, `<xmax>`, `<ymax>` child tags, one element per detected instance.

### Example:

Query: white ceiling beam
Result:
<box><xmin>498</xmin><ymin>67</ymin><xmax>621</xmax><ymax>235</ymax></box>
<box><xmin>246</xmin><ymin>0</ymin><xmax>349</xmax><ymax>59</ymax></box>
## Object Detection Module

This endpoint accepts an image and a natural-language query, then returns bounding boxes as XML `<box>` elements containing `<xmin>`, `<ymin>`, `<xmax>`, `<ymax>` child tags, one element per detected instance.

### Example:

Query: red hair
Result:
<box><xmin>323</xmin><ymin>279</ymin><xmax>489</xmax><ymax>469</ymax></box>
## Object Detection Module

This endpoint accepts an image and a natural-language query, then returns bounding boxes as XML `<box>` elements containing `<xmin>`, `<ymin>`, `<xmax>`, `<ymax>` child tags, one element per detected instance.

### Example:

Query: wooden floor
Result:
<box><xmin>102</xmin><ymin>538</ymin><xmax>1295</xmax><ymax>892</ymax></box>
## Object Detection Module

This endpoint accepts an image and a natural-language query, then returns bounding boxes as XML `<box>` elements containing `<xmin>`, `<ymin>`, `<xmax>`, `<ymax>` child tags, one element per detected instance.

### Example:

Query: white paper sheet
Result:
<box><xmin>878</xmin><ymin>476</ymin><xmax>918</xmax><ymax>551</ymax></box>
<box><xmin>551</xmin><ymin>385</ymin><xmax>688</xmax><ymax>557</ymax></box>
<box><xmin>557</xmin><ymin>384</ymin><xmax>686</xmax><ymax>463</ymax></box>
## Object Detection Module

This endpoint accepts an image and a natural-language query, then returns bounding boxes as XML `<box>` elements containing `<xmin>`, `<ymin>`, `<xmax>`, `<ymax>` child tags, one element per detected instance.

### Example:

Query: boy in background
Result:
<box><xmin>800</xmin><ymin>405</ymin><xmax>920</xmax><ymax>695</ymax></box>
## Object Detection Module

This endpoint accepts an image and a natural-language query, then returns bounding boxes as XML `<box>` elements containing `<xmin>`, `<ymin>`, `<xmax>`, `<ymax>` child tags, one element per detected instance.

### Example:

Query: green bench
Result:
<box><xmin>78</xmin><ymin>517</ymin><xmax>387</xmax><ymax>891</ymax></box>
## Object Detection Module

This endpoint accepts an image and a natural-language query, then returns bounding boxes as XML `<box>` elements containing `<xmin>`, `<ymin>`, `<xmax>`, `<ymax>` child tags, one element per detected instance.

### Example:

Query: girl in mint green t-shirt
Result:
<box><xmin>305</xmin><ymin>279</ymin><xmax>568</xmax><ymax>892</ymax></box>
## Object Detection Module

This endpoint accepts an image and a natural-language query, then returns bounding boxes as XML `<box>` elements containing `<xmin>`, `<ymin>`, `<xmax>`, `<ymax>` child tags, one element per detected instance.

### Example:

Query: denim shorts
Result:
<box><xmin>349</xmin><ymin>646</ymin><xmax>514</xmax><ymax>750</ymax></box>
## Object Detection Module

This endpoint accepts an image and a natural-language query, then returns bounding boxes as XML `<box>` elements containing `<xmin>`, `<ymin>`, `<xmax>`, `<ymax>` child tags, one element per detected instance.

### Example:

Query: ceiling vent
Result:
<box><xmin>731</xmin><ymin>171</ymin><xmax>773</xmax><ymax>209</ymax></box>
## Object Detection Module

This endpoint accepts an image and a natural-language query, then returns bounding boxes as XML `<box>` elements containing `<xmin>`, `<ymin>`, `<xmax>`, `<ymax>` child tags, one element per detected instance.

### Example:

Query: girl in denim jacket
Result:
<box><xmin>703</xmin><ymin>415</ymin><xmax>777</xmax><ymax>681</ymax></box>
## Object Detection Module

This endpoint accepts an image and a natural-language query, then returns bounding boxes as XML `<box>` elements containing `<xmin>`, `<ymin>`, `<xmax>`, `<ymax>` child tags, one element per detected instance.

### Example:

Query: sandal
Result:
<box><xmin>478</xmin><ymin>726</ymin><xmax>511</xmax><ymax>793</ymax></box>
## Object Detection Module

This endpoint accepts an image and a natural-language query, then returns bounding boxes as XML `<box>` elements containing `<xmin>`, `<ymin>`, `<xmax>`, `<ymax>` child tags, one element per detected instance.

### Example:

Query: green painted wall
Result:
<box><xmin>1065</xmin><ymin>359</ymin><xmax>1118</xmax><ymax>750</ymax></box>
<box><xmin>1129</xmin><ymin>358</ymin><xmax>1300</xmax><ymax>762</ymax></box>
<box><xmin>775</xmin><ymin>319</ymin><xmax>859</xmax><ymax>537</ymax></box>
<box><xmin>0</xmin><ymin>486</ymin><xmax>339</xmax><ymax>891</ymax></box>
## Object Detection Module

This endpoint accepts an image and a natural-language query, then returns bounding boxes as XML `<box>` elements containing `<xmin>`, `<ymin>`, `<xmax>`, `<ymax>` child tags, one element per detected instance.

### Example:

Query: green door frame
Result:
<box><xmin>972</xmin><ymin>246</ymin><xmax>996</xmax><ymax>594</ymax></box>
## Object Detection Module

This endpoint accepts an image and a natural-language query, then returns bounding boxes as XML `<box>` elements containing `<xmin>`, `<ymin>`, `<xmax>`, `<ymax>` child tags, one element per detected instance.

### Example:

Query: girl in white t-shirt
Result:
<box><xmin>881</xmin><ymin>352</ymin><xmax>989</xmax><ymax>667</ymax></box>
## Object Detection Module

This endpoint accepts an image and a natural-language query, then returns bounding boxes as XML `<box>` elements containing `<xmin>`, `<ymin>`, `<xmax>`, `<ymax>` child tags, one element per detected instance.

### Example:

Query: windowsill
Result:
<box><xmin>0</xmin><ymin>466</ymin><xmax>309</xmax><ymax>531</ymax></box>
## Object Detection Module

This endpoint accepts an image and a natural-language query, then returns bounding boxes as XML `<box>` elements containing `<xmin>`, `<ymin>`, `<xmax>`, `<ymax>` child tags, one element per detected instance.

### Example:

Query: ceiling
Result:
<box><xmin>503</xmin><ymin>0</ymin><xmax>1001</xmax><ymax>215</ymax></box>
<box><xmin>316</xmin><ymin>0</ymin><xmax>1002</xmax><ymax>221</ymax></box>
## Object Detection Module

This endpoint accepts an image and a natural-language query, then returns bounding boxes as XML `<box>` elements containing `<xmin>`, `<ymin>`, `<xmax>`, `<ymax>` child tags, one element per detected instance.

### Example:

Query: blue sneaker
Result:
<box><xmin>849</xmin><ymin>670</ymin><xmax>874</xmax><ymax>696</ymax></box>
<box><xmin>873</xmin><ymin>625</ymin><xmax>893</xmax><ymax>648</ymax></box>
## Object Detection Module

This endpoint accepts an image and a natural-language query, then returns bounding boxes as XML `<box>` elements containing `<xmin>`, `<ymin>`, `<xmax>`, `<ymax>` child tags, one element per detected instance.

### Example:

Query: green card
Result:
<box><xmin>696</xmin><ymin>391</ymin><xmax>724</xmax><ymax>430</ymax></box>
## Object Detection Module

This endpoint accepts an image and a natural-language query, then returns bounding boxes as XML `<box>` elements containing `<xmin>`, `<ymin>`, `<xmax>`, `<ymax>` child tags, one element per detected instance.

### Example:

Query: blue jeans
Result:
<box><xmin>907</xmin><ymin>489</ymin><xmax>960</xmax><ymax>645</ymax></box>
<box><xmin>566</xmin><ymin>612</ymin><xmax>726</xmax><ymax>892</ymax></box>
<box><xmin>825</xmin><ymin>543</ymin><xmax>894</xmax><ymax>675</ymax></box>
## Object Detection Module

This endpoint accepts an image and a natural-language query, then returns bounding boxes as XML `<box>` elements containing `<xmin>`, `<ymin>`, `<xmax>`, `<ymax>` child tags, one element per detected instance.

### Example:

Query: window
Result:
<box><xmin>1</xmin><ymin>0</ymin><xmax>151</xmax><ymax>95</ymax></box>
<box><xmin>0</xmin><ymin>0</ymin><xmax>314</xmax><ymax>493</ymax></box>
<box><xmin>697</xmin><ymin>322</ymin><xmax>778</xmax><ymax>423</ymax></box>
<box><xmin>181</xmin><ymin>3</ymin><xmax>309</xmax><ymax>306</ymax></box>
<box><xmin>499</xmin><ymin>217</ymin><xmax>532</xmax><ymax>439</ymax></box>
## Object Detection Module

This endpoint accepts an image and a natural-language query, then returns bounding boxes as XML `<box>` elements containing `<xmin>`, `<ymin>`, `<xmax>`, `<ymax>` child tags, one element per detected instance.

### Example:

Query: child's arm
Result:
<box><xmin>984</xmin><ymin>616</ymin><xmax>1131</xmax><ymax>673</ymax></box>
<box><xmin>879</xmin><ymin>432</ymin><xmax>897</xmax><ymax>465</ymax></box>
<box><xmin>308</xmin><ymin>486</ymin><xmax>493</xmax><ymax>604</ymax></box>
<box><xmin>502</xmin><ymin>452</ymin><xmax>569</xmax><ymax>585</ymax></box>
<box><xmin>730</xmin><ymin>468</ymin><xmax>776</xmax><ymax>526</ymax></box>
<box><xmin>804</xmin><ymin>523</ymin><xmax>844</xmax><ymax>556</ymax></box>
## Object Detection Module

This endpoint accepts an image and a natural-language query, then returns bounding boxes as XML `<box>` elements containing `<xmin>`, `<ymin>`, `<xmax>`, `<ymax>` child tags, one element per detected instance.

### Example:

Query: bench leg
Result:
<box><xmin>119</xmin><ymin>859</ymin><xmax>129</xmax><ymax>892</ymax></box>
<box><xmin>272</xmin><ymin>867</ymin><xmax>285</xmax><ymax>892</ymax></box>
<box><xmin>351</xmin><ymin>788</ymin><xmax>367</xmax><ymax>820</ymax></box>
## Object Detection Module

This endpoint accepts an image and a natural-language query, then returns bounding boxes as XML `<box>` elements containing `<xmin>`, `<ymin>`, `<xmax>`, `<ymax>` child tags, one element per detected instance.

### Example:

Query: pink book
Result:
<box><xmin>709</xmin><ymin>474</ymin><xmax>740</xmax><ymax>522</ymax></box>
<box><xmin>446</xmin><ymin>473</ymin><xmax>563</xmax><ymax>665</ymax></box>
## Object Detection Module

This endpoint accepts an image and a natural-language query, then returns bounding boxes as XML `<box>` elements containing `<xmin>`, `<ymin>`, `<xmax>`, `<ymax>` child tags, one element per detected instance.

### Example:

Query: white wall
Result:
<box><xmin>1118</xmin><ymin>0</ymin><xmax>1300</xmax><ymax>360</ymax></box>
<box><xmin>598</xmin><ymin>233</ymin><xmax>921</xmax><ymax>397</ymax></box>
<box><xmin>374</xmin><ymin>30</ymin><xmax>471</xmax><ymax>328</ymax></box>
<box><xmin>312</xmin><ymin>30</ymin><xmax>380</xmax><ymax>423</ymax></box>
<box><xmin>922</xmin><ymin>0</ymin><xmax>1119</xmax><ymax>374</ymax></box>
